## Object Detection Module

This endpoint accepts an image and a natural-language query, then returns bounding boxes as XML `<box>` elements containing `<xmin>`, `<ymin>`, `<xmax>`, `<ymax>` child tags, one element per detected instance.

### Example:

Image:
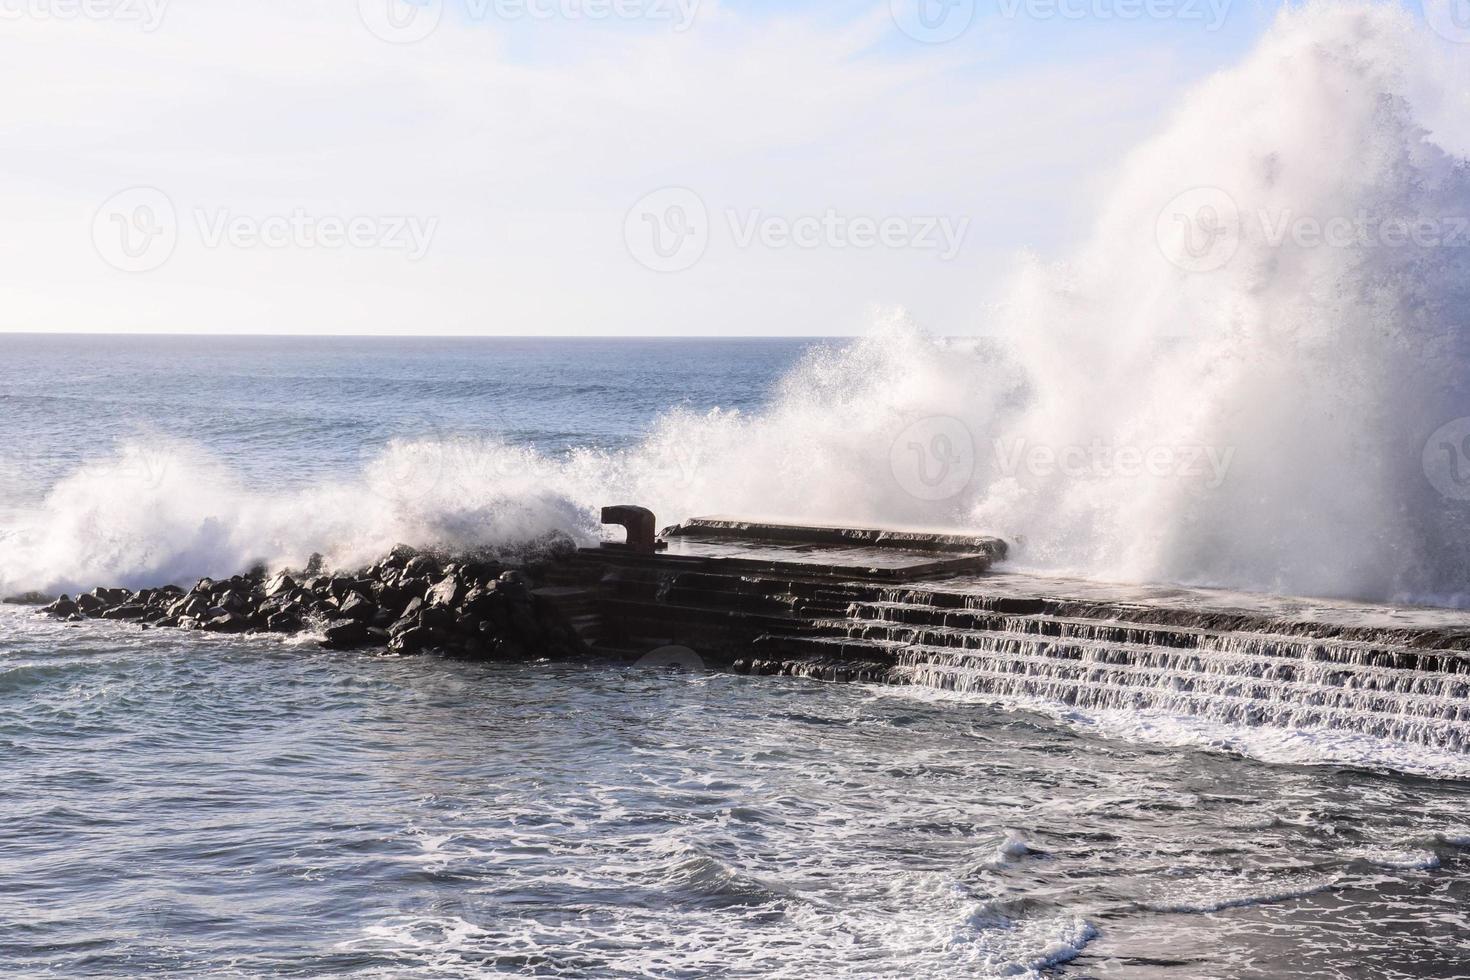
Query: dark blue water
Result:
<box><xmin>4</xmin><ymin>335</ymin><xmax>1470</xmax><ymax>978</ymax></box>
<box><xmin>0</xmin><ymin>335</ymin><xmax>816</xmax><ymax>500</ymax></box>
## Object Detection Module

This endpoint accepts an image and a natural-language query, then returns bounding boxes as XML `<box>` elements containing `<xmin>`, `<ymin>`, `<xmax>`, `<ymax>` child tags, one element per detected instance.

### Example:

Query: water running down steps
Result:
<box><xmin>588</xmin><ymin>518</ymin><xmax>1470</xmax><ymax>754</ymax></box>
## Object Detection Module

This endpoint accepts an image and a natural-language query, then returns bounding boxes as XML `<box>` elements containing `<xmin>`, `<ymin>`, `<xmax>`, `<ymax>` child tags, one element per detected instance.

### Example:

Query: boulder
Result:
<box><xmin>426</xmin><ymin>574</ymin><xmax>462</xmax><ymax>608</ymax></box>
<box><xmin>101</xmin><ymin>605</ymin><xmax>147</xmax><ymax>621</ymax></box>
<box><xmin>202</xmin><ymin>612</ymin><xmax>247</xmax><ymax>633</ymax></box>
<box><xmin>3</xmin><ymin>591</ymin><xmax>53</xmax><ymax>606</ymax></box>
<box><xmin>339</xmin><ymin>592</ymin><xmax>376</xmax><ymax>622</ymax></box>
<box><xmin>389</xmin><ymin>625</ymin><xmax>429</xmax><ymax>654</ymax></box>
<box><xmin>420</xmin><ymin>605</ymin><xmax>455</xmax><ymax>634</ymax></box>
<box><xmin>321</xmin><ymin>618</ymin><xmax>369</xmax><ymax>649</ymax></box>
<box><xmin>77</xmin><ymin>593</ymin><xmax>108</xmax><ymax>615</ymax></box>
<box><xmin>404</xmin><ymin>555</ymin><xmax>439</xmax><ymax>579</ymax></box>
<box><xmin>267</xmin><ymin>608</ymin><xmax>304</xmax><ymax>632</ymax></box>
<box><xmin>43</xmin><ymin>595</ymin><xmax>79</xmax><ymax>618</ymax></box>
<box><xmin>384</xmin><ymin>544</ymin><xmax>418</xmax><ymax>570</ymax></box>
<box><xmin>264</xmin><ymin>573</ymin><xmax>296</xmax><ymax>598</ymax></box>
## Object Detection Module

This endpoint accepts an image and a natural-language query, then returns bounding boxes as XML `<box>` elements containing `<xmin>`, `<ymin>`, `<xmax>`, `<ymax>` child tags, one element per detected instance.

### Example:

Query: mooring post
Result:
<box><xmin>600</xmin><ymin>505</ymin><xmax>665</xmax><ymax>554</ymax></box>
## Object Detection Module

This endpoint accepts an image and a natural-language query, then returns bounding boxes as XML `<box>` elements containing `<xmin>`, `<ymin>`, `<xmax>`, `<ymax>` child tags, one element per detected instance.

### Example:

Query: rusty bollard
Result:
<box><xmin>600</xmin><ymin>505</ymin><xmax>666</xmax><ymax>554</ymax></box>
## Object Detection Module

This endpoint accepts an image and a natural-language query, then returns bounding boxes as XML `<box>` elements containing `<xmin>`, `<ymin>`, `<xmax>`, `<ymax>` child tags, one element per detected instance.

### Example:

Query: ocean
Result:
<box><xmin>3</xmin><ymin>334</ymin><xmax>1470</xmax><ymax>978</ymax></box>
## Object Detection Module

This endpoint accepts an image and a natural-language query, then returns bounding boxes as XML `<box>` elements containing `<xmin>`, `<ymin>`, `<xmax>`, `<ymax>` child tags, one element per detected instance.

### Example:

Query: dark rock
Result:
<box><xmin>384</xmin><ymin>544</ymin><xmax>418</xmax><ymax>570</ymax></box>
<box><xmin>404</xmin><ymin>555</ymin><xmax>438</xmax><ymax>579</ymax></box>
<box><xmin>192</xmin><ymin>578</ymin><xmax>217</xmax><ymax>596</ymax></box>
<box><xmin>3</xmin><ymin>591</ymin><xmax>53</xmax><ymax>606</ymax></box>
<box><xmin>101</xmin><ymin>605</ymin><xmax>147</xmax><ymax>621</ymax></box>
<box><xmin>321</xmin><ymin>618</ymin><xmax>369</xmax><ymax>649</ymax></box>
<box><xmin>373</xmin><ymin>582</ymin><xmax>413</xmax><ymax>616</ymax></box>
<box><xmin>390</xmin><ymin>625</ymin><xmax>429</xmax><ymax>653</ymax></box>
<box><xmin>339</xmin><ymin>592</ymin><xmax>376</xmax><ymax>622</ymax></box>
<box><xmin>169</xmin><ymin>595</ymin><xmax>209</xmax><ymax>619</ymax></box>
<box><xmin>266</xmin><ymin>609</ymin><xmax>304</xmax><ymax>632</ymax></box>
<box><xmin>221</xmin><ymin>590</ymin><xmax>251</xmax><ymax>614</ymax></box>
<box><xmin>203</xmin><ymin>612</ymin><xmax>248</xmax><ymax>633</ymax></box>
<box><xmin>420</xmin><ymin>605</ymin><xmax>455</xmax><ymax>634</ymax></box>
<box><xmin>43</xmin><ymin>595</ymin><xmax>79</xmax><ymax>618</ymax></box>
<box><xmin>462</xmin><ymin>587</ymin><xmax>503</xmax><ymax>618</ymax></box>
<box><xmin>77</xmin><ymin>593</ymin><xmax>108</xmax><ymax>615</ymax></box>
<box><xmin>426</xmin><ymin>574</ymin><xmax>462</xmax><ymax>608</ymax></box>
<box><xmin>264</xmin><ymin>572</ymin><xmax>296</xmax><ymax>598</ymax></box>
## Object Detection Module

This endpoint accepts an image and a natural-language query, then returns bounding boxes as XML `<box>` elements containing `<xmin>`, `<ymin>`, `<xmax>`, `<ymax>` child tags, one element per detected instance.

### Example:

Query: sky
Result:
<box><xmin>0</xmin><ymin>0</ymin><xmax>1440</xmax><ymax>337</ymax></box>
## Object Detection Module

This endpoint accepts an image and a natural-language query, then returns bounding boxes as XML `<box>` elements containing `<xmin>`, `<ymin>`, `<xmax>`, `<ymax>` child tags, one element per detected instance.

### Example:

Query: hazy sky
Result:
<box><xmin>0</xmin><ymin>0</ymin><xmax>1433</xmax><ymax>336</ymax></box>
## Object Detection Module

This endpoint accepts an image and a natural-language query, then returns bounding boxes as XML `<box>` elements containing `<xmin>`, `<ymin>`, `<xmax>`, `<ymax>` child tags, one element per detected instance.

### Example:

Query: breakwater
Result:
<box><xmin>18</xmin><ymin>511</ymin><xmax>1470</xmax><ymax>753</ymax></box>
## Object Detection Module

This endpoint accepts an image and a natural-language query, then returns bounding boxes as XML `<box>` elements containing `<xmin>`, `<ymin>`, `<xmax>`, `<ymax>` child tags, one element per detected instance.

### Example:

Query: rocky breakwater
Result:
<box><xmin>33</xmin><ymin>545</ymin><xmax>588</xmax><ymax>660</ymax></box>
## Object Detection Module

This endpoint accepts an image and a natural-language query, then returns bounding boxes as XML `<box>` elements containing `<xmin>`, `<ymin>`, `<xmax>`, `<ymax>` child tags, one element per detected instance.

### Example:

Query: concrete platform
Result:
<box><xmin>575</xmin><ymin>515</ymin><xmax>1470</xmax><ymax>750</ymax></box>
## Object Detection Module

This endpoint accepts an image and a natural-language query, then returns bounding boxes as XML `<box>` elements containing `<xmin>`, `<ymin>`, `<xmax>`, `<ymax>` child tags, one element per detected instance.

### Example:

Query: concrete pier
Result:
<box><xmin>572</xmin><ymin>514</ymin><xmax>1470</xmax><ymax>750</ymax></box>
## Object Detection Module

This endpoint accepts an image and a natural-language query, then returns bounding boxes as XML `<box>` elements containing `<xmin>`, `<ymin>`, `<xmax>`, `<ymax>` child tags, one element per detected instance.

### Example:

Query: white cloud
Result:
<box><xmin>0</xmin><ymin>0</ymin><xmax>1213</xmax><ymax>335</ymax></box>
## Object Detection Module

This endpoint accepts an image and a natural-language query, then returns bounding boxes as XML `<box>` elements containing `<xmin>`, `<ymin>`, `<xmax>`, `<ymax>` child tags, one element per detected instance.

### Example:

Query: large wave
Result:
<box><xmin>4</xmin><ymin>2</ymin><xmax>1469</xmax><ymax>605</ymax></box>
